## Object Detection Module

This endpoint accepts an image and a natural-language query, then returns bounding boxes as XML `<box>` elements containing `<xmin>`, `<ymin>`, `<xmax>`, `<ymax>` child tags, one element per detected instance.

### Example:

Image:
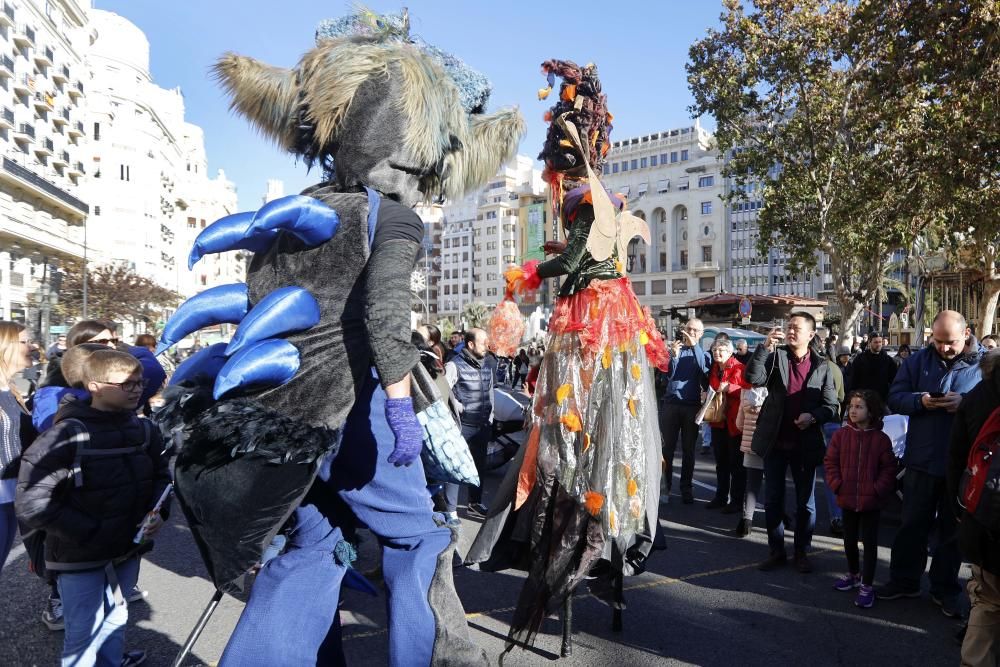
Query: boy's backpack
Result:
<box><xmin>21</xmin><ymin>417</ymin><xmax>154</xmax><ymax>581</ymax></box>
<box><xmin>958</xmin><ymin>405</ymin><xmax>1000</xmax><ymax>532</ymax></box>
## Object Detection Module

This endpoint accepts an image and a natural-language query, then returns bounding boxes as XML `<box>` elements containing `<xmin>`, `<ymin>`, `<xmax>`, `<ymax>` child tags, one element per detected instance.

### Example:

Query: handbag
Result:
<box><xmin>409</xmin><ymin>362</ymin><xmax>480</xmax><ymax>486</ymax></box>
<box><xmin>701</xmin><ymin>388</ymin><xmax>728</xmax><ymax>424</ymax></box>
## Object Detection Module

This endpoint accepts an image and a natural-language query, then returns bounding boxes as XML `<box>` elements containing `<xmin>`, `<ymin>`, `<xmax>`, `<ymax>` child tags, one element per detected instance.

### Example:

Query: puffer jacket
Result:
<box><xmin>15</xmin><ymin>396</ymin><xmax>170</xmax><ymax>571</ymax></box>
<box><xmin>947</xmin><ymin>364</ymin><xmax>1000</xmax><ymax>574</ymax></box>
<box><xmin>889</xmin><ymin>337</ymin><xmax>983</xmax><ymax>477</ymax></box>
<box><xmin>824</xmin><ymin>423</ymin><xmax>897</xmax><ymax>512</ymax></box>
<box><xmin>708</xmin><ymin>357</ymin><xmax>748</xmax><ymax>436</ymax></box>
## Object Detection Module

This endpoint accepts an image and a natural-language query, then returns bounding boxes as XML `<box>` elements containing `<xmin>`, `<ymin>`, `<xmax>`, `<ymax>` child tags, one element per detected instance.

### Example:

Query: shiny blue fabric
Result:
<box><xmin>226</xmin><ymin>287</ymin><xmax>321</xmax><ymax>356</ymax></box>
<box><xmin>188</xmin><ymin>195</ymin><xmax>342</xmax><ymax>269</ymax></box>
<box><xmin>156</xmin><ymin>284</ymin><xmax>249</xmax><ymax>355</ymax></box>
<box><xmin>169</xmin><ymin>343</ymin><xmax>230</xmax><ymax>387</ymax></box>
<box><xmin>214</xmin><ymin>339</ymin><xmax>300</xmax><ymax>400</ymax></box>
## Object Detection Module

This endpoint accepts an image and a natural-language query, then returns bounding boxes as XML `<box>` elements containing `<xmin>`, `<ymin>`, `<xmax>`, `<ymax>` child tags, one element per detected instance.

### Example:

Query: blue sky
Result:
<box><xmin>94</xmin><ymin>1</ymin><xmax>724</xmax><ymax>210</ymax></box>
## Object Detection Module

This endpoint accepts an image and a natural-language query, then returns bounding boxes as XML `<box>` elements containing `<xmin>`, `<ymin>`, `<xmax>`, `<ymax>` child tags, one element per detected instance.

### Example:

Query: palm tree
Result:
<box><xmin>461</xmin><ymin>302</ymin><xmax>491</xmax><ymax>329</ymax></box>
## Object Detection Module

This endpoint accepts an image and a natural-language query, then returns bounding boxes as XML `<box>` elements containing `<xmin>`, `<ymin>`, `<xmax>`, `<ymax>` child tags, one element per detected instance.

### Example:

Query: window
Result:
<box><xmin>681</xmin><ymin>149</ymin><xmax>689</xmax><ymax>160</ymax></box>
<box><xmin>486</xmin><ymin>257</ymin><xmax>497</xmax><ymax>265</ymax></box>
<box><xmin>677</xmin><ymin>177</ymin><xmax>689</xmax><ymax>191</ymax></box>
<box><xmin>650</xmin><ymin>155</ymin><xmax>657</xmax><ymax>166</ymax></box>
<box><xmin>120</xmin><ymin>164</ymin><xmax>130</xmax><ymax>181</ymax></box>
<box><xmin>702</xmin><ymin>246</ymin><xmax>712</xmax><ymax>262</ymax></box>
<box><xmin>462</xmin><ymin>237</ymin><xmax>469</xmax><ymax>246</ymax></box>
<box><xmin>621</xmin><ymin>161</ymin><xmax>628</xmax><ymax>172</ymax></box>
<box><xmin>462</xmin><ymin>252</ymin><xmax>468</xmax><ymax>260</ymax></box>
<box><xmin>701</xmin><ymin>201</ymin><xmax>712</xmax><ymax>215</ymax></box>
<box><xmin>679</xmin><ymin>250</ymin><xmax>688</xmax><ymax>269</ymax></box>
<box><xmin>698</xmin><ymin>175</ymin><xmax>714</xmax><ymax>187</ymax></box>
<box><xmin>637</xmin><ymin>182</ymin><xmax>648</xmax><ymax>196</ymax></box>
<box><xmin>671</xmin><ymin>279</ymin><xmax>688</xmax><ymax>294</ymax></box>
<box><xmin>699</xmin><ymin>277</ymin><xmax>715</xmax><ymax>292</ymax></box>
<box><xmin>187</xmin><ymin>217</ymin><xmax>196</xmax><ymax>228</ymax></box>
<box><xmin>603</xmin><ymin>165</ymin><xmax>610</xmax><ymax>175</ymax></box>
<box><xmin>94</xmin><ymin>206</ymin><xmax>101</xmax><ymax>216</ymax></box>
<box><xmin>612</xmin><ymin>163</ymin><xmax>619</xmax><ymax>174</ymax></box>
<box><xmin>621</xmin><ymin>185</ymin><xmax>631</xmax><ymax>197</ymax></box>
<box><xmin>93</xmin><ymin>122</ymin><xmax>100</xmax><ymax>141</ymax></box>
<box><xmin>640</xmin><ymin>157</ymin><xmax>647</xmax><ymax>169</ymax></box>
<box><xmin>651</xmin><ymin>280</ymin><xmax>666</xmax><ymax>295</ymax></box>
<box><xmin>632</xmin><ymin>281</ymin><xmax>646</xmax><ymax>295</ymax></box>
<box><xmin>703</xmin><ymin>225</ymin><xmax>710</xmax><ymax>236</ymax></box>
<box><xmin>656</xmin><ymin>179</ymin><xmax>669</xmax><ymax>193</ymax></box>
<box><xmin>630</xmin><ymin>159</ymin><xmax>638</xmax><ymax>170</ymax></box>
<box><xmin>671</xmin><ymin>151</ymin><xmax>678</xmax><ymax>163</ymax></box>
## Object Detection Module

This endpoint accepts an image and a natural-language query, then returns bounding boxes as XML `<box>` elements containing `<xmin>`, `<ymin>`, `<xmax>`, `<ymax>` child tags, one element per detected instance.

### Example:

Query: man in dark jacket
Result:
<box><xmin>659</xmin><ymin>319</ymin><xmax>711</xmax><ymax>505</ymax></box>
<box><xmin>847</xmin><ymin>331</ymin><xmax>897</xmax><ymax>402</ymax></box>
<box><xmin>745</xmin><ymin>312</ymin><xmax>839</xmax><ymax>573</ymax></box>
<box><xmin>947</xmin><ymin>349</ymin><xmax>1000</xmax><ymax>663</ymax></box>
<box><xmin>445</xmin><ymin>328</ymin><xmax>494</xmax><ymax>518</ymax></box>
<box><xmin>879</xmin><ymin>310</ymin><xmax>983</xmax><ymax>617</ymax></box>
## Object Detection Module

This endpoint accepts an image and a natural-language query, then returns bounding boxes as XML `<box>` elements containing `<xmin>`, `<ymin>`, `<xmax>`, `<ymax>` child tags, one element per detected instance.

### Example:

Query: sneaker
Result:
<box><xmin>875</xmin><ymin>581</ymin><xmax>921</xmax><ymax>600</ymax></box>
<box><xmin>41</xmin><ymin>595</ymin><xmax>64</xmax><ymax>631</ymax></box>
<box><xmin>833</xmin><ymin>573</ymin><xmax>862</xmax><ymax>591</ymax></box>
<box><xmin>758</xmin><ymin>552</ymin><xmax>788</xmax><ymax>572</ymax></box>
<box><xmin>127</xmin><ymin>586</ymin><xmax>149</xmax><ymax>604</ymax></box>
<box><xmin>466</xmin><ymin>503</ymin><xmax>489</xmax><ymax>519</ymax></box>
<box><xmin>930</xmin><ymin>594</ymin><xmax>965</xmax><ymax>619</ymax></box>
<box><xmin>121</xmin><ymin>650</ymin><xmax>147</xmax><ymax>666</ymax></box>
<box><xmin>445</xmin><ymin>511</ymin><xmax>461</xmax><ymax>527</ymax></box>
<box><xmin>793</xmin><ymin>551</ymin><xmax>813</xmax><ymax>574</ymax></box>
<box><xmin>829</xmin><ymin>518</ymin><xmax>844</xmax><ymax>537</ymax></box>
<box><xmin>855</xmin><ymin>585</ymin><xmax>875</xmax><ymax>609</ymax></box>
<box><xmin>705</xmin><ymin>498</ymin><xmax>727</xmax><ymax>510</ymax></box>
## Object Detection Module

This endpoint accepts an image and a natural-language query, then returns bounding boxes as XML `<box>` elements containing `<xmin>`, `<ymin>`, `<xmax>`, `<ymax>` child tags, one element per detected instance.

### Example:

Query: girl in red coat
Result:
<box><xmin>824</xmin><ymin>389</ymin><xmax>897</xmax><ymax>608</ymax></box>
<box><xmin>707</xmin><ymin>338</ymin><xmax>750</xmax><ymax>512</ymax></box>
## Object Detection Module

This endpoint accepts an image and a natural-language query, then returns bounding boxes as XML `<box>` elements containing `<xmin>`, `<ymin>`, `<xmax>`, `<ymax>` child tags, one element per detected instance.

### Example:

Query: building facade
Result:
<box><xmin>600</xmin><ymin>123</ymin><xmax>726</xmax><ymax>327</ymax></box>
<box><xmin>0</xmin><ymin>0</ymin><xmax>91</xmax><ymax>340</ymax></box>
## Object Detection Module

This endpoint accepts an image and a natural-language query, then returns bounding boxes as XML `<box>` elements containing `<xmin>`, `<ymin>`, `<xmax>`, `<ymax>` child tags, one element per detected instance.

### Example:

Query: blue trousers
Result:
<box><xmin>764</xmin><ymin>447</ymin><xmax>817</xmax><ymax>555</ymax></box>
<box><xmin>221</xmin><ymin>372</ymin><xmax>473</xmax><ymax>667</ymax></box>
<box><xmin>57</xmin><ymin>557</ymin><xmax>139</xmax><ymax>667</ymax></box>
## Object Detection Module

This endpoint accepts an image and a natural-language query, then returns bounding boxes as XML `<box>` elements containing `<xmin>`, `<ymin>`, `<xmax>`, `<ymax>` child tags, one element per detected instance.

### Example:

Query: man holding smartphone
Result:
<box><xmin>879</xmin><ymin>310</ymin><xmax>984</xmax><ymax>617</ymax></box>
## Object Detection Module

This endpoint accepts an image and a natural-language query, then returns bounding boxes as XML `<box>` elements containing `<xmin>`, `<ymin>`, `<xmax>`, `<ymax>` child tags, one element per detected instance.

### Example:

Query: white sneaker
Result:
<box><xmin>42</xmin><ymin>595</ymin><xmax>64</xmax><ymax>631</ymax></box>
<box><xmin>127</xmin><ymin>586</ymin><xmax>149</xmax><ymax>604</ymax></box>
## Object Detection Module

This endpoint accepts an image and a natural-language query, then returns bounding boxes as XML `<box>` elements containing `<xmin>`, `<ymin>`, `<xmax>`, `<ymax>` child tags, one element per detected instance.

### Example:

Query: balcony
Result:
<box><xmin>34</xmin><ymin>137</ymin><xmax>53</xmax><ymax>157</ymax></box>
<box><xmin>68</xmin><ymin>161</ymin><xmax>84</xmax><ymax>176</ymax></box>
<box><xmin>0</xmin><ymin>3</ymin><xmax>15</xmax><ymax>28</ymax></box>
<box><xmin>14</xmin><ymin>122</ymin><xmax>34</xmax><ymax>144</ymax></box>
<box><xmin>32</xmin><ymin>91</ymin><xmax>53</xmax><ymax>113</ymax></box>
<box><xmin>672</xmin><ymin>262</ymin><xmax>689</xmax><ymax>272</ymax></box>
<box><xmin>33</xmin><ymin>45</ymin><xmax>53</xmax><ymax>68</ymax></box>
<box><xmin>12</xmin><ymin>24</ymin><xmax>34</xmax><ymax>48</ymax></box>
<box><xmin>67</xmin><ymin>80</ymin><xmax>83</xmax><ymax>99</ymax></box>
<box><xmin>52</xmin><ymin>64</ymin><xmax>69</xmax><ymax>84</ymax></box>
<box><xmin>53</xmin><ymin>150</ymin><xmax>69</xmax><ymax>167</ymax></box>
<box><xmin>694</xmin><ymin>260</ymin><xmax>720</xmax><ymax>274</ymax></box>
<box><xmin>12</xmin><ymin>74</ymin><xmax>32</xmax><ymax>96</ymax></box>
<box><xmin>53</xmin><ymin>107</ymin><xmax>69</xmax><ymax>126</ymax></box>
<box><xmin>0</xmin><ymin>106</ymin><xmax>12</xmax><ymax>129</ymax></box>
<box><xmin>68</xmin><ymin>120</ymin><xmax>84</xmax><ymax>138</ymax></box>
<box><xmin>0</xmin><ymin>55</ymin><xmax>12</xmax><ymax>79</ymax></box>
<box><xmin>1</xmin><ymin>156</ymin><xmax>88</xmax><ymax>220</ymax></box>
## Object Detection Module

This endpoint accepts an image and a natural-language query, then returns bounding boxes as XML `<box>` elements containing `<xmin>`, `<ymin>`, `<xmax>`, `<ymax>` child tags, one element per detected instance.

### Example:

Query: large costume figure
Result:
<box><xmin>468</xmin><ymin>60</ymin><xmax>669</xmax><ymax>650</ymax></box>
<box><xmin>154</xmin><ymin>9</ymin><xmax>523</xmax><ymax>666</ymax></box>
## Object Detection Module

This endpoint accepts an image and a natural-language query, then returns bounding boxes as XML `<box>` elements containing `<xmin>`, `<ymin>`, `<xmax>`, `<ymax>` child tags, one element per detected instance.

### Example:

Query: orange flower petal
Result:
<box><xmin>628</xmin><ymin>398</ymin><xmax>638</xmax><ymax>417</ymax></box>
<box><xmin>630</xmin><ymin>363</ymin><xmax>642</xmax><ymax>381</ymax></box>
<box><xmin>583</xmin><ymin>433</ymin><xmax>592</xmax><ymax>451</ymax></box>
<box><xmin>627</xmin><ymin>479</ymin><xmax>638</xmax><ymax>496</ymax></box>
<box><xmin>556</xmin><ymin>383</ymin><xmax>572</xmax><ymax>404</ymax></box>
<box><xmin>561</xmin><ymin>412</ymin><xmax>582</xmax><ymax>432</ymax></box>
<box><xmin>583</xmin><ymin>491</ymin><xmax>604</xmax><ymax>516</ymax></box>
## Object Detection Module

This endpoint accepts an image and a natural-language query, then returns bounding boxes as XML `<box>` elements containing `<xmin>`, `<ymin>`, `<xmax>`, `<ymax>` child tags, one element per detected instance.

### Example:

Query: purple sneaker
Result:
<box><xmin>855</xmin><ymin>585</ymin><xmax>875</xmax><ymax>608</ymax></box>
<box><xmin>833</xmin><ymin>573</ymin><xmax>861</xmax><ymax>591</ymax></box>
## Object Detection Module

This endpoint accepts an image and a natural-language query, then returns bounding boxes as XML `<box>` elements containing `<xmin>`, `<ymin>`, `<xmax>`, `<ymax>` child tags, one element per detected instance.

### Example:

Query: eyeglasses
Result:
<box><xmin>98</xmin><ymin>379</ymin><xmax>147</xmax><ymax>393</ymax></box>
<box><xmin>89</xmin><ymin>337</ymin><xmax>120</xmax><ymax>346</ymax></box>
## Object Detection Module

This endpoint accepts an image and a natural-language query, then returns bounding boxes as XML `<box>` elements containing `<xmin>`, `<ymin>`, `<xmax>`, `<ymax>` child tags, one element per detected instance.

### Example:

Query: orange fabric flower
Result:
<box><xmin>561</xmin><ymin>412</ymin><xmax>582</xmax><ymax>432</ymax></box>
<box><xmin>639</xmin><ymin>331</ymin><xmax>649</xmax><ymax>346</ymax></box>
<box><xmin>628</xmin><ymin>398</ymin><xmax>638</xmax><ymax>417</ymax></box>
<box><xmin>602</xmin><ymin>347</ymin><xmax>612</xmax><ymax>369</ymax></box>
<box><xmin>627</xmin><ymin>479</ymin><xmax>638</xmax><ymax>497</ymax></box>
<box><xmin>583</xmin><ymin>433</ymin><xmax>592</xmax><ymax>451</ymax></box>
<box><xmin>583</xmin><ymin>491</ymin><xmax>604</xmax><ymax>516</ymax></box>
<box><xmin>556</xmin><ymin>383</ymin><xmax>572</xmax><ymax>404</ymax></box>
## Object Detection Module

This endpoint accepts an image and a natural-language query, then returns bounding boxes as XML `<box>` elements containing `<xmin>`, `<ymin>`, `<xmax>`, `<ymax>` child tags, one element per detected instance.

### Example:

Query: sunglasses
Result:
<box><xmin>97</xmin><ymin>379</ymin><xmax>147</xmax><ymax>393</ymax></box>
<box><xmin>89</xmin><ymin>337</ymin><xmax>120</xmax><ymax>346</ymax></box>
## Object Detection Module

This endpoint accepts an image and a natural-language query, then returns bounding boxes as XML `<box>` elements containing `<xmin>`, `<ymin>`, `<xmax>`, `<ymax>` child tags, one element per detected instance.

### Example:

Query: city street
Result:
<box><xmin>1</xmin><ymin>450</ymin><xmax>967</xmax><ymax>666</ymax></box>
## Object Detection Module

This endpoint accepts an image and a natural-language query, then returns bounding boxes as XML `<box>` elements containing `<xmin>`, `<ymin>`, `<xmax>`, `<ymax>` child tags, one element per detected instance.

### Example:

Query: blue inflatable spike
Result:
<box><xmin>156</xmin><ymin>284</ymin><xmax>249</xmax><ymax>356</ymax></box>
<box><xmin>247</xmin><ymin>195</ymin><xmax>341</xmax><ymax>247</ymax></box>
<box><xmin>343</xmin><ymin>569</ymin><xmax>378</xmax><ymax>597</ymax></box>
<box><xmin>225</xmin><ymin>287</ymin><xmax>321</xmax><ymax>356</ymax></box>
<box><xmin>168</xmin><ymin>343</ymin><xmax>230</xmax><ymax>387</ymax></box>
<box><xmin>213</xmin><ymin>339</ymin><xmax>300</xmax><ymax>400</ymax></box>
<box><xmin>188</xmin><ymin>211</ymin><xmax>277</xmax><ymax>269</ymax></box>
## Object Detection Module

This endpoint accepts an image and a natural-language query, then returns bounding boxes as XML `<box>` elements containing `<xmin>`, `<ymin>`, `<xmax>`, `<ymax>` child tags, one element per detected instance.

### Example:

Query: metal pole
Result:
<box><xmin>171</xmin><ymin>589</ymin><xmax>224</xmax><ymax>667</ymax></box>
<box><xmin>82</xmin><ymin>217</ymin><xmax>88</xmax><ymax>319</ymax></box>
<box><xmin>560</xmin><ymin>595</ymin><xmax>572</xmax><ymax>657</ymax></box>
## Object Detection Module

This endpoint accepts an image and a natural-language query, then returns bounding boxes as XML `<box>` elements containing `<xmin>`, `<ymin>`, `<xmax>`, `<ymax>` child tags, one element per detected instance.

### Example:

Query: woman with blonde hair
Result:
<box><xmin>0</xmin><ymin>321</ymin><xmax>34</xmax><ymax>573</ymax></box>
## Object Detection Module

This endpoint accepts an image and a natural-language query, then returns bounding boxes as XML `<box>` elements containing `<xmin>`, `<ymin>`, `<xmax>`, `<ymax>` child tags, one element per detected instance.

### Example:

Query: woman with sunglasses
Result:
<box><xmin>0</xmin><ymin>321</ymin><xmax>35</xmax><ymax>574</ymax></box>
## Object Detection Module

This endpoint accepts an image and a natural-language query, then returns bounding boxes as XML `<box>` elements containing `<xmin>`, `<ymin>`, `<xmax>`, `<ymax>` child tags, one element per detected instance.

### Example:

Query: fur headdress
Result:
<box><xmin>213</xmin><ymin>6</ymin><xmax>525</xmax><ymax>205</ymax></box>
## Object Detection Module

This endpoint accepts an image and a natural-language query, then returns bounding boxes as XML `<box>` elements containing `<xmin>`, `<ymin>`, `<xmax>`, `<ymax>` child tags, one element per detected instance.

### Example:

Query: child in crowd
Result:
<box><xmin>734</xmin><ymin>386</ymin><xmax>768</xmax><ymax>537</ymax></box>
<box><xmin>31</xmin><ymin>343</ymin><xmax>106</xmax><ymax>432</ymax></box>
<box><xmin>16</xmin><ymin>349</ymin><xmax>170</xmax><ymax>666</ymax></box>
<box><xmin>823</xmin><ymin>390</ymin><xmax>897</xmax><ymax>609</ymax></box>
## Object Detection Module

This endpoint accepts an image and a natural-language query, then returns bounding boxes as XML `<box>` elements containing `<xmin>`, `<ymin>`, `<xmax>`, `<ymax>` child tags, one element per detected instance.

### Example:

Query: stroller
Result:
<box><xmin>486</xmin><ymin>387</ymin><xmax>530</xmax><ymax>470</ymax></box>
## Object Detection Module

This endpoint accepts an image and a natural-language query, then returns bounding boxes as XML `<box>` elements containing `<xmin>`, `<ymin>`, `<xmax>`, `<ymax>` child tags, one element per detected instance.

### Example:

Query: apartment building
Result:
<box><xmin>600</xmin><ymin>122</ymin><xmax>727</xmax><ymax>326</ymax></box>
<box><xmin>0</xmin><ymin>0</ymin><xmax>91</xmax><ymax>336</ymax></box>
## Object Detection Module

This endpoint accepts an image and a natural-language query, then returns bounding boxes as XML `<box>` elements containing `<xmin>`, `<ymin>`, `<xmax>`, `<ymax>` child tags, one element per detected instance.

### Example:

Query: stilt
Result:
<box><xmin>560</xmin><ymin>595</ymin><xmax>573</xmax><ymax>657</ymax></box>
<box><xmin>172</xmin><ymin>589</ymin><xmax>224</xmax><ymax>667</ymax></box>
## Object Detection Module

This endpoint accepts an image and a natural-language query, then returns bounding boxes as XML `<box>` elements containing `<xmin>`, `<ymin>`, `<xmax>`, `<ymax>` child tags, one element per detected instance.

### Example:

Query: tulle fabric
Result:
<box><xmin>516</xmin><ymin>277</ymin><xmax>667</xmax><ymax>545</ymax></box>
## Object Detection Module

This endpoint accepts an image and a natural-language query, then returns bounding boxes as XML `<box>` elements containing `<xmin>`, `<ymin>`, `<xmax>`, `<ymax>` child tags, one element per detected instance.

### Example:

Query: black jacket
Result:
<box><xmin>744</xmin><ymin>345</ymin><xmax>840</xmax><ymax>466</ymax></box>
<box><xmin>15</xmin><ymin>397</ymin><xmax>170</xmax><ymax>571</ymax></box>
<box><xmin>448</xmin><ymin>349</ymin><xmax>494</xmax><ymax>428</ymax></box>
<box><xmin>847</xmin><ymin>349</ymin><xmax>898</xmax><ymax>402</ymax></box>
<box><xmin>947</xmin><ymin>371</ymin><xmax>1000</xmax><ymax>575</ymax></box>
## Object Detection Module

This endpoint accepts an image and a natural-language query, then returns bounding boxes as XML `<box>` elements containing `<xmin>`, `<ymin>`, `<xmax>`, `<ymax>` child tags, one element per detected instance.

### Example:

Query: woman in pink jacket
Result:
<box><xmin>824</xmin><ymin>389</ymin><xmax>897</xmax><ymax>609</ymax></box>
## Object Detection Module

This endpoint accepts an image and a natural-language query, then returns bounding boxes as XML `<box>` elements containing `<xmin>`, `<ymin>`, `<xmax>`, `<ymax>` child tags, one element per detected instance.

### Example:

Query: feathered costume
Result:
<box><xmin>469</xmin><ymin>60</ymin><xmax>669</xmax><ymax>651</ymax></box>
<box><xmin>154</xmin><ymin>8</ymin><xmax>523</xmax><ymax>666</ymax></box>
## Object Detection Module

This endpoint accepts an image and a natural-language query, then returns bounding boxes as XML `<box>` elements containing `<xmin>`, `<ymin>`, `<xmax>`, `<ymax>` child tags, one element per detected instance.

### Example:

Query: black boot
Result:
<box><xmin>734</xmin><ymin>518</ymin><xmax>751</xmax><ymax>538</ymax></box>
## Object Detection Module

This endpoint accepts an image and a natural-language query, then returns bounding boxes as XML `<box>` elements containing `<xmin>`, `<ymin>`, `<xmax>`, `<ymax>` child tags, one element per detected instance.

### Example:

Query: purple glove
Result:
<box><xmin>385</xmin><ymin>397</ymin><xmax>424</xmax><ymax>466</ymax></box>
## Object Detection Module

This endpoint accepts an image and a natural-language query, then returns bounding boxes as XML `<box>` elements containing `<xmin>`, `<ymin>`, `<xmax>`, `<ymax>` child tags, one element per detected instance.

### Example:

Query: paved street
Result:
<box><xmin>2</xmin><ymin>451</ymin><xmax>967</xmax><ymax>666</ymax></box>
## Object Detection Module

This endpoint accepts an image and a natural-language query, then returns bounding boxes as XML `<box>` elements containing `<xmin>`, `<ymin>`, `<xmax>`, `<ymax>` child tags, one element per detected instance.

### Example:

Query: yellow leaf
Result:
<box><xmin>639</xmin><ymin>331</ymin><xmax>649</xmax><ymax>346</ymax></box>
<box><xmin>561</xmin><ymin>412</ymin><xmax>582</xmax><ymax>432</ymax></box>
<box><xmin>602</xmin><ymin>347</ymin><xmax>612</xmax><ymax>369</ymax></box>
<box><xmin>627</xmin><ymin>479</ymin><xmax>638</xmax><ymax>496</ymax></box>
<box><xmin>630</xmin><ymin>363</ymin><xmax>641</xmax><ymax>381</ymax></box>
<box><xmin>556</xmin><ymin>383</ymin><xmax>572</xmax><ymax>404</ymax></box>
<box><xmin>628</xmin><ymin>398</ymin><xmax>638</xmax><ymax>417</ymax></box>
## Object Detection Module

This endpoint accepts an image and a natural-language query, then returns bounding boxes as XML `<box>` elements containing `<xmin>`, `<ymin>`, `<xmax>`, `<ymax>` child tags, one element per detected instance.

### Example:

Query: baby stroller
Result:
<box><xmin>486</xmin><ymin>387</ymin><xmax>530</xmax><ymax>470</ymax></box>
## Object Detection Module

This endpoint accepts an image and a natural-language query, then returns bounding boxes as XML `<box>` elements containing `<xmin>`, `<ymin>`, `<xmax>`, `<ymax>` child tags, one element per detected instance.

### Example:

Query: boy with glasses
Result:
<box><xmin>17</xmin><ymin>349</ymin><xmax>169</xmax><ymax>667</ymax></box>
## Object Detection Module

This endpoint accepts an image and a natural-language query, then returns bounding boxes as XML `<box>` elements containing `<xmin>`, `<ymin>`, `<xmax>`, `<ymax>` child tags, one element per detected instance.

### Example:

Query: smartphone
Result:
<box><xmin>929</xmin><ymin>391</ymin><xmax>945</xmax><ymax>399</ymax></box>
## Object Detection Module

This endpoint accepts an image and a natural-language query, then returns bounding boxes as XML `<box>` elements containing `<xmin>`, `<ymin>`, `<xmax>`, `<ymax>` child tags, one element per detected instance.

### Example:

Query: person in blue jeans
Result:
<box><xmin>879</xmin><ymin>310</ymin><xmax>983</xmax><ymax>618</ymax></box>
<box><xmin>0</xmin><ymin>322</ymin><xmax>34</xmax><ymax>575</ymax></box>
<box><xmin>744</xmin><ymin>313</ymin><xmax>840</xmax><ymax>574</ymax></box>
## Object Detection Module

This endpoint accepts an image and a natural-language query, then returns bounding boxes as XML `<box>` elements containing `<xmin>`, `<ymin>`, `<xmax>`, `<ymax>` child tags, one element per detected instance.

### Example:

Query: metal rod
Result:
<box><xmin>560</xmin><ymin>595</ymin><xmax>572</xmax><ymax>657</ymax></box>
<box><xmin>171</xmin><ymin>589</ymin><xmax>224</xmax><ymax>667</ymax></box>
